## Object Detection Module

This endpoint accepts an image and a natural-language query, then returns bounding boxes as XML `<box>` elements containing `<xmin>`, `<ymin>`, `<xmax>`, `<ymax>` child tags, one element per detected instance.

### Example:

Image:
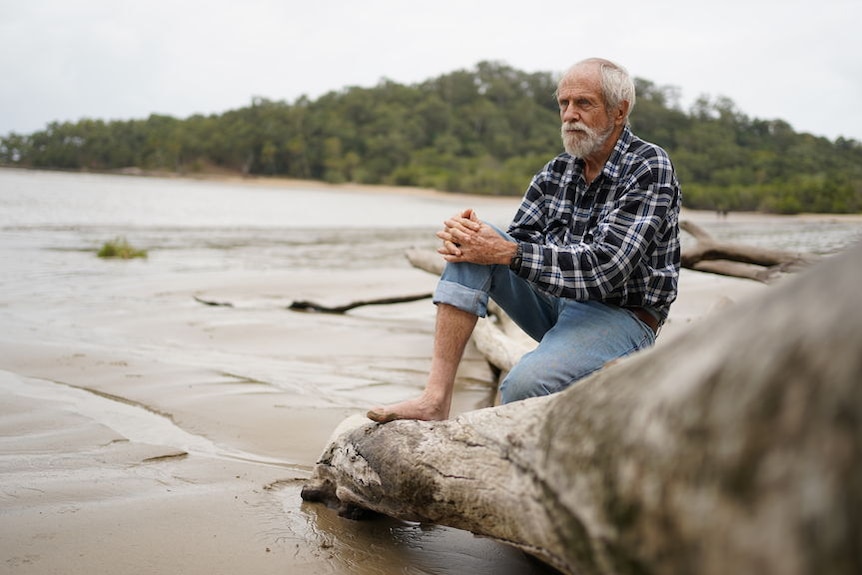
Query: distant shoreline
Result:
<box><xmin>1</xmin><ymin>165</ymin><xmax>508</xmax><ymax>204</ymax></box>
<box><xmin>4</xmin><ymin>165</ymin><xmax>862</xmax><ymax>223</ymax></box>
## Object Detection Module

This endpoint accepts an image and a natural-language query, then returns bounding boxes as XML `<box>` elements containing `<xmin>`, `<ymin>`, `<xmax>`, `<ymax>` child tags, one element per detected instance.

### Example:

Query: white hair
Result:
<box><xmin>558</xmin><ymin>58</ymin><xmax>636</xmax><ymax>120</ymax></box>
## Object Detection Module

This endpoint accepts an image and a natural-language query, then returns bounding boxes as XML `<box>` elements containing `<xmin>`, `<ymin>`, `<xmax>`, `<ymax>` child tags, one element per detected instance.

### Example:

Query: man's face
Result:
<box><xmin>557</xmin><ymin>72</ymin><xmax>615</xmax><ymax>158</ymax></box>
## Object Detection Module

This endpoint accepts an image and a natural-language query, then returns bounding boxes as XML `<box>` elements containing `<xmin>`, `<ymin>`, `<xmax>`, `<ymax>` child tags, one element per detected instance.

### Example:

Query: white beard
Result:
<box><xmin>561</xmin><ymin>120</ymin><xmax>614</xmax><ymax>158</ymax></box>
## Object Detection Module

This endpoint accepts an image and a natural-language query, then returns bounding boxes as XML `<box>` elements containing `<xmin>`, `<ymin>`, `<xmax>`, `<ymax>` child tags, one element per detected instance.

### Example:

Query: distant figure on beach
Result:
<box><xmin>368</xmin><ymin>58</ymin><xmax>682</xmax><ymax>422</ymax></box>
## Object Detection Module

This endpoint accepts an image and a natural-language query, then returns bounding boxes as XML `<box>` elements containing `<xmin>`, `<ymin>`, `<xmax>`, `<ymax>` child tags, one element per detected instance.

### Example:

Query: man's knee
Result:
<box><xmin>499</xmin><ymin>375</ymin><xmax>532</xmax><ymax>404</ymax></box>
<box><xmin>498</xmin><ymin>351</ymin><xmax>597</xmax><ymax>404</ymax></box>
<box><xmin>499</xmin><ymin>365</ymin><xmax>549</xmax><ymax>404</ymax></box>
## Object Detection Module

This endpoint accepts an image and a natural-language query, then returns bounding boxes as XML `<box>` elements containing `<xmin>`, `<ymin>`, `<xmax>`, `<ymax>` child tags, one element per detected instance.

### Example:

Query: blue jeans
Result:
<box><xmin>432</xmin><ymin>231</ymin><xmax>655</xmax><ymax>404</ymax></box>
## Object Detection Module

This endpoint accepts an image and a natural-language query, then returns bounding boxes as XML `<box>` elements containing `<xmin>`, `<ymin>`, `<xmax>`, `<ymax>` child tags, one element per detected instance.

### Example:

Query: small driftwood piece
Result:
<box><xmin>288</xmin><ymin>293</ymin><xmax>432</xmax><ymax>314</ymax></box>
<box><xmin>404</xmin><ymin>248</ymin><xmax>445</xmax><ymax>276</ymax></box>
<box><xmin>302</xmin><ymin>242</ymin><xmax>861</xmax><ymax>575</ymax></box>
<box><xmin>192</xmin><ymin>292</ymin><xmax>431</xmax><ymax>313</ymax></box>
<box><xmin>681</xmin><ymin>220</ymin><xmax>816</xmax><ymax>282</ymax></box>
<box><xmin>193</xmin><ymin>295</ymin><xmax>234</xmax><ymax>307</ymax></box>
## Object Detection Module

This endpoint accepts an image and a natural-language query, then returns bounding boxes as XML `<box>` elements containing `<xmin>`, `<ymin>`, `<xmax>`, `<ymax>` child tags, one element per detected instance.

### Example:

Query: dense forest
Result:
<box><xmin>2</xmin><ymin>61</ymin><xmax>861</xmax><ymax>213</ymax></box>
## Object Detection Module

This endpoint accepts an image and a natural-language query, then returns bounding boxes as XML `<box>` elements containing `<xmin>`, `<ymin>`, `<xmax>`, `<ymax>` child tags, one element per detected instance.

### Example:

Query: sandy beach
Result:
<box><xmin>1</xmin><ymin>169</ymin><xmax>859</xmax><ymax>574</ymax></box>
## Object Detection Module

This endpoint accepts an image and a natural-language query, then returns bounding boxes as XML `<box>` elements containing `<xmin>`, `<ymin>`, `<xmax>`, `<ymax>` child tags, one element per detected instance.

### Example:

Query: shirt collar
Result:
<box><xmin>603</xmin><ymin>124</ymin><xmax>633</xmax><ymax>181</ymax></box>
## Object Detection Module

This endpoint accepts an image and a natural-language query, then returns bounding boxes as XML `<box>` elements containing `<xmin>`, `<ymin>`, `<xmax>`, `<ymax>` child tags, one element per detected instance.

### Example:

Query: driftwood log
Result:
<box><xmin>409</xmin><ymin>219</ymin><xmax>818</xmax><ymax>287</ymax></box>
<box><xmin>681</xmin><ymin>220</ymin><xmax>816</xmax><ymax>282</ymax></box>
<box><xmin>391</xmin><ymin>218</ymin><xmax>822</xmax><ymax>372</ymax></box>
<box><xmin>301</xmin><ymin>241</ymin><xmax>862</xmax><ymax>575</ymax></box>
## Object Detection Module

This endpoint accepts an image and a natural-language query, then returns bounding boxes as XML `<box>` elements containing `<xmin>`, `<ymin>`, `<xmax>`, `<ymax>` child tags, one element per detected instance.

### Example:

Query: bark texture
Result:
<box><xmin>302</xmin><ymin>241</ymin><xmax>862</xmax><ymax>575</ymax></box>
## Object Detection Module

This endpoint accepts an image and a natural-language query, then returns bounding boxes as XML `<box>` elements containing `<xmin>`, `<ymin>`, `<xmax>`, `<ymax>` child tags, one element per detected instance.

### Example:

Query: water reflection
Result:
<box><xmin>293</xmin><ymin>493</ymin><xmax>560</xmax><ymax>575</ymax></box>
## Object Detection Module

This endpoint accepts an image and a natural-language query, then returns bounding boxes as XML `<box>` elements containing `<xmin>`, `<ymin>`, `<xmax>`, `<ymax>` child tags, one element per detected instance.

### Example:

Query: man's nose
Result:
<box><xmin>561</xmin><ymin>103</ymin><xmax>579</xmax><ymax>123</ymax></box>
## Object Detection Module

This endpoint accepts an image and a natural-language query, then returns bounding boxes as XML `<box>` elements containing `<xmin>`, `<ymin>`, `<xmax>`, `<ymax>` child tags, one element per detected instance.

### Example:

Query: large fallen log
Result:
<box><xmin>680</xmin><ymin>220</ymin><xmax>816</xmax><ymax>282</ymax></box>
<box><xmin>301</xmin><ymin>241</ymin><xmax>862</xmax><ymax>575</ymax></box>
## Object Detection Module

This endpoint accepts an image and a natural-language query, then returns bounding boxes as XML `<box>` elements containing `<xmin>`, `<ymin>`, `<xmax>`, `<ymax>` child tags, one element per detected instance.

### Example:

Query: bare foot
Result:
<box><xmin>367</xmin><ymin>394</ymin><xmax>449</xmax><ymax>423</ymax></box>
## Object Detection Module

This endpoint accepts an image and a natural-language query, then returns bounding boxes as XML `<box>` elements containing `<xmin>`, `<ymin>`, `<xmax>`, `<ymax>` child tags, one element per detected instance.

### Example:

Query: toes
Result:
<box><xmin>367</xmin><ymin>408</ymin><xmax>399</xmax><ymax>423</ymax></box>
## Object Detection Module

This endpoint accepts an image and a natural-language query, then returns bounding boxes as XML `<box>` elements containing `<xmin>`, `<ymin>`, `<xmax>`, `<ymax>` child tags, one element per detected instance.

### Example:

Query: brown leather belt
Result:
<box><xmin>627</xmin><ymin>307</ymin><xmax>659</xmax><ymax>335</ymax></box>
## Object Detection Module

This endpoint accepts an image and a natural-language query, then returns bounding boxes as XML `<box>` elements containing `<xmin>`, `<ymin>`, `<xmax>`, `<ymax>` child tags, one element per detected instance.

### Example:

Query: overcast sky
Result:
<box><xmin>1</xmin><ymin>0</ymin><xmax>860</xmax><ymax>142</ymax></box>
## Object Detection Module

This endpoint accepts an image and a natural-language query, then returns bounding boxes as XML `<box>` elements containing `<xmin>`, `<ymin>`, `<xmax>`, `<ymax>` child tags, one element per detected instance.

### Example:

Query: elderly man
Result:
<box><xmin>369</xmin><ymin>57</ymin><xmax>681</xmax><ymax>422</ymax></box>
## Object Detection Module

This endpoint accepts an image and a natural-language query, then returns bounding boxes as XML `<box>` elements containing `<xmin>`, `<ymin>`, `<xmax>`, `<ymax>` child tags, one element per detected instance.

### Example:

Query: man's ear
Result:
<box><xmin>615</xmin><ymin>100</ymin><xmax>630</xmax><ymax>126</ymax></box>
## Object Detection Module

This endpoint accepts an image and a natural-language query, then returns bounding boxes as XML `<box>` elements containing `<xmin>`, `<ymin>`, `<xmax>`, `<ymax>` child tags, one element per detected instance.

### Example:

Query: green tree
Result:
<box><xmin>3</xmin><ymin>62</ymin><xmax>861</xmax><ymax>213</ymax></box>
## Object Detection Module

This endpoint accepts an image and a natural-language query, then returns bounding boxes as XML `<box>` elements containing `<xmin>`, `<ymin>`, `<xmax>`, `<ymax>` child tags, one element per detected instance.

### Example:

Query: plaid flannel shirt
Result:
<box><xmin>507</xmin><ymin>125</ymin><xmax>681</xmax><ymax>321</ymax></box>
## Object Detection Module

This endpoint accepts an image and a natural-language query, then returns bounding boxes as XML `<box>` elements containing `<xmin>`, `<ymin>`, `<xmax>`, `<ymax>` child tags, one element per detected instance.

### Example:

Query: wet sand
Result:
<box><xmin>0</xmin><ymin>261</ymin><xmax>526</xmax><ymax>574</ymax></box>
<box><xmin>1</xmin><ymin>172</ymin><xmax>859</xmax><ymax>574</ymax></box>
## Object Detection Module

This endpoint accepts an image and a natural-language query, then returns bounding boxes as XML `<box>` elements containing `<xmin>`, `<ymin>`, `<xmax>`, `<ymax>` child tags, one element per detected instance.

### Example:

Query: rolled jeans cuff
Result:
<box><xmin>433</xmin><ymin>279</ymin><xmax>490</xmax><ymax>318</ymax></box>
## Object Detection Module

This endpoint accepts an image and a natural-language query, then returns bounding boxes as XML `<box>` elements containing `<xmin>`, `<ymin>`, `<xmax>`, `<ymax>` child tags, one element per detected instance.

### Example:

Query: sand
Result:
<box><xmin>1</xmin><ymin>173</ymin><xmax>858</xmax><ymax>574</ymax></box>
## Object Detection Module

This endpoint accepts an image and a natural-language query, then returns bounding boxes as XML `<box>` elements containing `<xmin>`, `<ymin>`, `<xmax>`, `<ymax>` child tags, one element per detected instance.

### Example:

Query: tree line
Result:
<box><xmin>2</xmin><ymin>61</ymin><xmax>861</xmax><ymax>213</ymax></box>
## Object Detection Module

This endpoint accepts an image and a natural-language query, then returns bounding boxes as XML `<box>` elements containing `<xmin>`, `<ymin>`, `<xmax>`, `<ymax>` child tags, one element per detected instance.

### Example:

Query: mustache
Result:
<box><xmin>561</xmin><ymin>121</ymin><xmax>593</xmax><ymax>135</ymax></box>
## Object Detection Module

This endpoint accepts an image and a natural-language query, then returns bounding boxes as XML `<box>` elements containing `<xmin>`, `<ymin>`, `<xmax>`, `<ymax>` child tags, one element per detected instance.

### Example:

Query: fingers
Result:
<box><xmin>437</xmin><ymin>239</ymin><xmax>462</xmax><ymax>257</ymax></box>
<box><xmin>435</xmin><ymin>228</ymin><xmax>461</xmax><ymax>246</ymax></box>
<box><xmin>447</xmin><ymin>209</ymin><xmax>481</xmax><ymax>230</ymax></box>
<box><xmin>437</xmin><ymin>209</ymin><xmax>481</xmax><ymax>258</ymax></box>
<box><xmin>440</xmin><ymin>214</ymin><xmax>480</xmax><ymax>243</ymax></box>
<box><xmin>459</xmin><ymin>213</ymin><xmax>481</xmax><ymax>231</ymax></box>
<box><xmin>437</xmin><ymin>220</ymin><xmax>471</xmax><ymax>245</ymax></box>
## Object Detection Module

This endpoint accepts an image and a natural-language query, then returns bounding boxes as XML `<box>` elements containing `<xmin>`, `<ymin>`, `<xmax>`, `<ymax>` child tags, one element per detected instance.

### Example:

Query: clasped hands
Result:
<box><xmin>436</xmin><ymin>209</ymin><xmax>517</xmax><ymax>266</ymax></box>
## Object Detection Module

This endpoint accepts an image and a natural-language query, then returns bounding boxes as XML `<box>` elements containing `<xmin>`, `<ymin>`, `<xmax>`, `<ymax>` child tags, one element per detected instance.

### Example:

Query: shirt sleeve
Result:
<box><xmin>509</xmin><ymin>154</ymin><xmax>679</xmax><ymax>302</ymax></box>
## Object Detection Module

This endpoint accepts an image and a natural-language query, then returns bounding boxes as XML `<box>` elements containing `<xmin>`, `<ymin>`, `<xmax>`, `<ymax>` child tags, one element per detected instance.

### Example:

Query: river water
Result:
<box><xmin>1</xmin><ymin>167</ymin><xmax>859</xmax><ymax>574</ymax></box>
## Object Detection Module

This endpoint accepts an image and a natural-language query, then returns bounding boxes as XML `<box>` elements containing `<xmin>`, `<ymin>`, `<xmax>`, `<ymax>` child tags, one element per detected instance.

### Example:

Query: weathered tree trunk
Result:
<box><xmin>302</xmin><ymin>242</ymin><xmax>862</xmax><ymax>575</ymax></box>
<box><xmin>680</xmin><ymin>220</ymin><xmax>816</xmax><ymax>282</ymax></box>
